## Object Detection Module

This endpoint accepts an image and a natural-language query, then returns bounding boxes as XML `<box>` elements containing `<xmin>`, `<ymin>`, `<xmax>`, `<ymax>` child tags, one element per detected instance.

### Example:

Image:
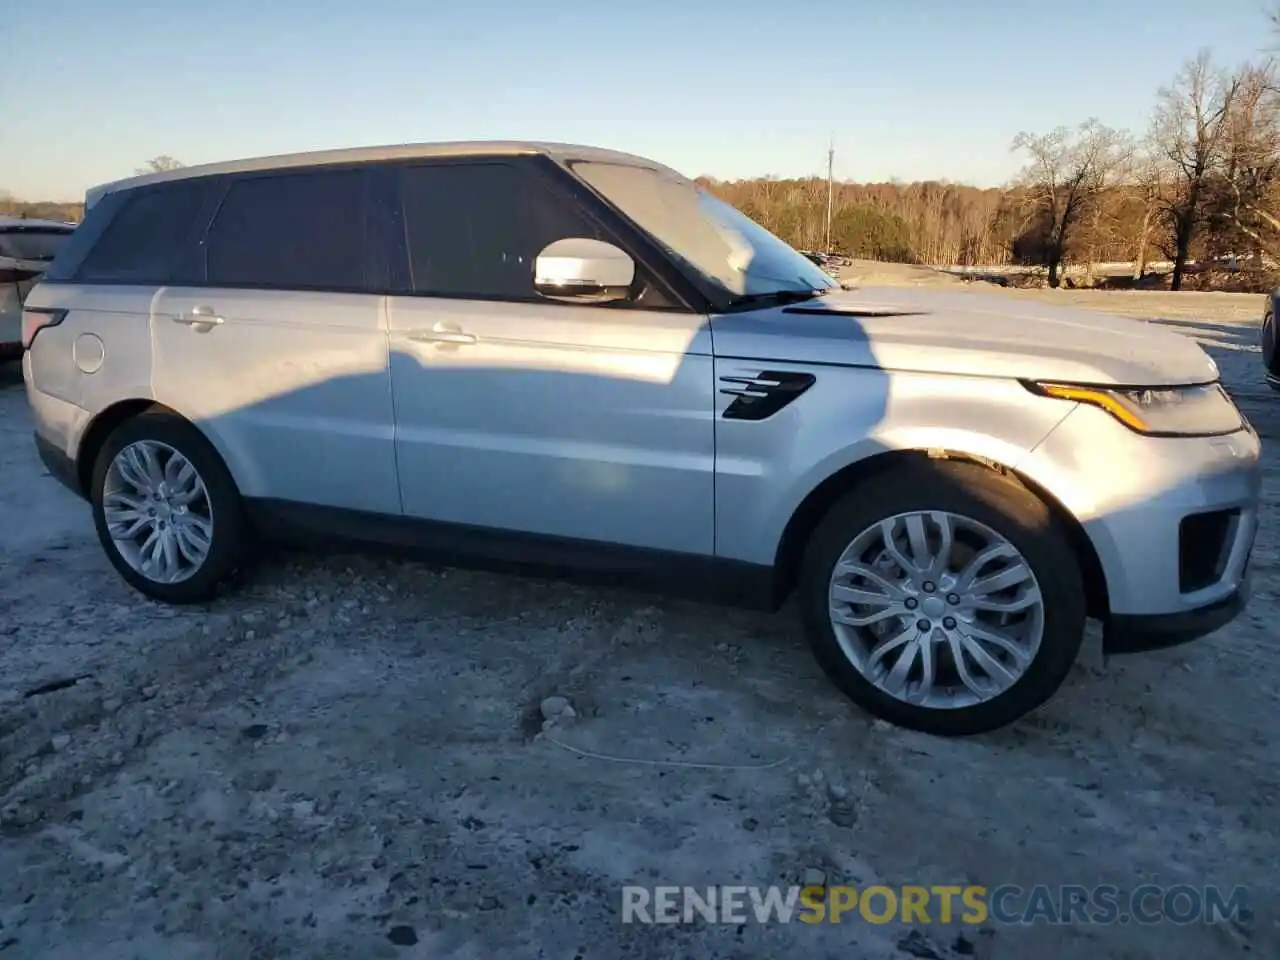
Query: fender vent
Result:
<box><xmin>719</xmin><ymin>370</ymin><xmax>816</xmax><ymax>421</ymax></box>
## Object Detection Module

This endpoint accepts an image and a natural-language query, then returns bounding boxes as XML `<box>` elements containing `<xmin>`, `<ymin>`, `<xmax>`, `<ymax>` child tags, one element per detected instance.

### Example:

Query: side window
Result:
<box><xmin>206</xmin><ymin>169</ymin><xmax>365</xmax><ymax>290</ymax></box>
<box><xmin>399</xmin><ymin>162</ymin><xmax>605</xmax><ymax>300</ymax></box>
<box><xmin>76</xmin><ymin>181</ymin><xmax>210</xmax><ymax>283</ymax></box>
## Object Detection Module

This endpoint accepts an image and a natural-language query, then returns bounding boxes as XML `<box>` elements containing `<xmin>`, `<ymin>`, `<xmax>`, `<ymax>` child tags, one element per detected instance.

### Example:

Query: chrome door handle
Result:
<box><xmin>174</xmin><ymin>306</ymin><xmax>224</xmax><ymax>326</ymax></box>
<box><xmin>407</xmin><ymin>324</ymin><xmax>476</xmax><ymax>345</ymax></box>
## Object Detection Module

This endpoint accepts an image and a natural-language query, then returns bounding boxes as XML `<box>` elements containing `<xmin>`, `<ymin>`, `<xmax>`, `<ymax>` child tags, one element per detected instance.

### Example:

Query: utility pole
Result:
<box><xmin>824</xmin><ymin>137</ymin><xmax>834</xmax><ymax>255</ymax></box>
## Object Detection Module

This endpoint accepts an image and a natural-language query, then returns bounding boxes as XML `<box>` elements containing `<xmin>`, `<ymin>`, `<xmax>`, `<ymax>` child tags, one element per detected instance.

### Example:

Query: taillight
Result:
<box><xmin>21</xmin><ymin>307</ymin><xmax>67</xmax><ymax>349</ymax></box>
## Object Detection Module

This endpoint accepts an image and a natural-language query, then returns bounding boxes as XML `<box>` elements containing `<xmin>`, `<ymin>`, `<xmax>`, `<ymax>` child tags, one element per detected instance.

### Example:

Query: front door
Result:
<box><xmin>384</xmin><ymin>159</ymin><xmax>715</xmax><ymax>556</ymax></box>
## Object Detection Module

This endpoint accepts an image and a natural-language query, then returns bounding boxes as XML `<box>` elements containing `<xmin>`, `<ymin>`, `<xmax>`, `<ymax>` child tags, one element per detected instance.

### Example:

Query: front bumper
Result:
<box><xmin>1025</xmin><ymin>404</ymin><xmax>1261</xmax><ymax>653</ymax></box>
<box><xmin>1105</xmin><ymin>573</ymin><xmax>1251</xmax><ymax>653</ymax></box>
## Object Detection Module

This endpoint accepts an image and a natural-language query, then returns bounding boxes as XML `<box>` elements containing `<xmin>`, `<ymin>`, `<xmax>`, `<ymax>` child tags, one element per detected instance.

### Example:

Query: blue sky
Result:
<box><xmin>1</xmin><ymin>0</ymin><xmax>1269</xmax><ymax>200</ymax></box>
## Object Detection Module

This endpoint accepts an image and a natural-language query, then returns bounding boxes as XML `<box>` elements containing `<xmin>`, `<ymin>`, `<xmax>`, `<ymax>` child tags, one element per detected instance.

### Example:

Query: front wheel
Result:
<box><xmin>90</xmin><ymin>409</ymin><xmax>249</xmax><ymax>604</ymax></box>
<box><xmin>798</xmin><ymin>460</ymin><xmax>1086</xmax><ymax>736</ymax></box>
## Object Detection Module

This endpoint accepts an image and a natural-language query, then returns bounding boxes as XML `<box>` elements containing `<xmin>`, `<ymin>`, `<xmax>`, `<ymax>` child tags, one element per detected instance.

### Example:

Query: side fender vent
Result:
<box><xmin>719</xmin><ymin>370</ymin><xmax>816</xmax><ymax>421</ymax></box>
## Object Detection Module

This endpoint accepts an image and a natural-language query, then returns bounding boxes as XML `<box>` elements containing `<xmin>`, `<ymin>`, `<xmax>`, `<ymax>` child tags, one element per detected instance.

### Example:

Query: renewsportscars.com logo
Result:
<box><xmin>621</xmin><ymin>884</ymin><xmax>1251</xmax><ymax>926</ymax></box>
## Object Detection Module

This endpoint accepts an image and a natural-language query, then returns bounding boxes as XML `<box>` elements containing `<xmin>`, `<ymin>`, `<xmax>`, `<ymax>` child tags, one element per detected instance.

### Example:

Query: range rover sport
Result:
<box><xmin>22</xmin><ymin>141</ymin><xmax>1261</xmax><ymax>735</ymax></box>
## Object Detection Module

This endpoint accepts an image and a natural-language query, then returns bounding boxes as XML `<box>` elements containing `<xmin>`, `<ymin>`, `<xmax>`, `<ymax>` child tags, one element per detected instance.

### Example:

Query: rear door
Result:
<box><xmin>151</xmin><ymin>167</ymin><xmax>400</xmax><ymax>516</ymax></box>
<box><xmin>384</xmin><ymin>158</ymin><xmax>716</xmax><ymax>555</ymax></box>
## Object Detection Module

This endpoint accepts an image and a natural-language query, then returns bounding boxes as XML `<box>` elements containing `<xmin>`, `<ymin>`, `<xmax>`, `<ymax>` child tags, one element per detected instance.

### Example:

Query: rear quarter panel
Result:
<box><xmin>22</xmin><ymin>281</ymin><xmax>156</xmax><ymax>458</ymax></box>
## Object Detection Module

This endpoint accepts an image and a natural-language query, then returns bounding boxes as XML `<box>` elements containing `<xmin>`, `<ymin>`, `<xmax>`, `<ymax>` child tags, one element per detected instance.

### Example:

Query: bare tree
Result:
<box><xmin>1206</xmin><ymin>61</ymin><xmax>1280</xmax><ymax>267</ymax></box>
<box><xmin>1124</xmin><ymin>149</ymin><xmax>1168</xmax><ymax>279</ymax></box>
<box><xmin>1151</xmin><ymin>52</ymin><xmax>1242</xmax><ymax>290</ymax></box>
<box><xmin>135</xmin><ymin>155</ymin><xmax>184</xmax><ymax>175</ymax></box>
<box><xmin>1011</xmin><ymin>120</ymin><xmax>1131</xmax><ymax>287</ymax></box>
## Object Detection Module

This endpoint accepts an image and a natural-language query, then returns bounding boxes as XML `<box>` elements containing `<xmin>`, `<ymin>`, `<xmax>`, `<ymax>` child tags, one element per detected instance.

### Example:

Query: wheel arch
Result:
<box><xmin>770</xmin><ymin>448</ymin><xmax>1110</xmax><ymax>620</ymax></box>
<box><xmin>75</xmin><ymin>401</ymin><xmax>226</xmax><ymax>498</ymax></box>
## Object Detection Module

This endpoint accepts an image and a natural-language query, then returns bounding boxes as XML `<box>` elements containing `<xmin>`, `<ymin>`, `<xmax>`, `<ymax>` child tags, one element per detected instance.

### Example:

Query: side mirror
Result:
<box><xmin>534</xmin><ymin>238</ymin><xmax>635</xmax><ymax>304</ymax></box>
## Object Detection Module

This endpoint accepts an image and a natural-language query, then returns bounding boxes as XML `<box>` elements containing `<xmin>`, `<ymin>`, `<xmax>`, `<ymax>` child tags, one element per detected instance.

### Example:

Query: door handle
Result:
<box><xmin>174</xmin><ymin>306</ymin><xmax>224</xmax><ymax>327</ymax></box>
<box><xmin>407</xmin><ymin>323</ymin><xmax>476</xmax><ymax>345</ymax></box>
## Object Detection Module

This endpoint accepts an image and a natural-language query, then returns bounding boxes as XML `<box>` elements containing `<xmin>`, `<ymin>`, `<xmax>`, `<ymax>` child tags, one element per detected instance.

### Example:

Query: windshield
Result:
<box><xmin>0</xmin><ymin>229</ymin><xmax>72</xmax><ymax>262</ymax></box>
<box><xmin>571</xmin><ymin>161</ymin><xmax>837</xmax><ymax>299</ymax></box>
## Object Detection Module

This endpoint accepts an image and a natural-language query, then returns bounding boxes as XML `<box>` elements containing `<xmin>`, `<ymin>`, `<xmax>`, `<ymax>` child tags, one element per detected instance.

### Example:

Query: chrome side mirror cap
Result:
<box><xmin>534</xmin><ymin>238</ymin><xmax>635</xmax><ymax>304</ymax></box>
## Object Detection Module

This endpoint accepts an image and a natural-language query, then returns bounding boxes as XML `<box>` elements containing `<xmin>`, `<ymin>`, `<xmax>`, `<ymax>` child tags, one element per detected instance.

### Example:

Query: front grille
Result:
<box><xmin>1179</xmin><ymin>509</ymin><xmax>1239</xmax><ymax>593</ymax></box>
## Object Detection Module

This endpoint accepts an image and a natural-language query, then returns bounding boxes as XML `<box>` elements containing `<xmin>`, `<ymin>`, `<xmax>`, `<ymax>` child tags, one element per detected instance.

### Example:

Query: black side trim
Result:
<box><xmin>781</xmin><ymin>306</ymin><xmax>926</xmax><ymax>318</ymax></box>
<box><xmin>1104</xmin><ymin>588</ymin><xmax>1247</xmax><ymax>654</ymax></box>
<box><xmin>244</xmin><ymin>499</ymin><xmax>782</xmax><ymax>611</ymax></box>
<box><xmin>34</xmin><ymin>432</ymin><xmax>85</xmax><ymax>500</ymax></box>
<box><xmin>719</xmin><ymin>370</ymin><xmax>816</xmax><ymax>421</ymax></box>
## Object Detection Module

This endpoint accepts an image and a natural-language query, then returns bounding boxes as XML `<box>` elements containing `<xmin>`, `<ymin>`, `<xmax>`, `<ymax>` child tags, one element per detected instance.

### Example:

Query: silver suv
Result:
<box><xmin>21</xmin><ymin>142</ymin><xmax>1261</xmax><ymax>735</ymax></box>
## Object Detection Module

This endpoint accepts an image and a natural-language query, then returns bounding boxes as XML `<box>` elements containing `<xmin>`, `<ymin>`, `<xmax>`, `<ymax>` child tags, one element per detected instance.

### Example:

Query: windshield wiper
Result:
<box><xmin>728</xmin><ymin>288</ymin><xmax>827</xmax><ymax>308</ymax></box>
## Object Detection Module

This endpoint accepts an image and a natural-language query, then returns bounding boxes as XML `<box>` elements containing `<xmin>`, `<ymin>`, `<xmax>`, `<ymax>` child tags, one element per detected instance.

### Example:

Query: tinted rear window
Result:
<box><xmin>205</xmin><ymin>169</ymin><xmax>365</xmax><ymax>290</ymax></box>
<box><xmin>76</xmin><ymin>181</ymin><xmax>211</xmax><ymax>283</ymax></box>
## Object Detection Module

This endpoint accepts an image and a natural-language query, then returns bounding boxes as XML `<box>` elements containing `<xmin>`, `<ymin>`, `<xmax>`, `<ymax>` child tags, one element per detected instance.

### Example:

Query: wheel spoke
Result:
<box><xmin>904</xmin><ymin>514</ymin><xmax>931</xmax><ymax>570</ymax></box>
<box><xmin>116</xmin><ymin>447</ymin><xmax>152</xmax><ymax>492</ymax></box>
<box><xmin>159</xmin><ymin>529</ymin><xmax>180</xmax><ymax>581</ymax></box>
<box><xmin>909</xmin><ymin>633</ymin><xmax>937</xmax><ymax>704</ymax></box>
<box><xmin>926</xmin><ymin>511</ymin><xmax>955</xmax><ymax>575</ymax></box>
<box><xmin>882</xmin><ymin>636</ymin><xmax>921</xmax><ymax>695</ymax></box>
<box><xmin>963</xmin><ymin>622</ymin><xmax>1033</xmax><ymax>667</ymax></box>
<box><xmin>946</xmin><ymin>632</ymin><xmax>990</xmax><ymax>698</ymax></box>
<box><xmin>137</xmin><ymin>443</ymin><xmax>165</xmax><ymax>488</ymax></box>
<box><xmin>138</xmin><ymin>527</ymin><xmax>162</xmax><ymax>574</ymax></box>
<box><xmin>108</xmin><ymin>512</ymin><xmax>152</xmax><ymax>540</ymax></box>
<box><xmin>833</xmin><ymin>604</ymin><xmax>906</xmax><ymax>628</ymax></box>
<box><xmin>878</xmin><ymin>518</ymin><xmax>916</xmax><ymax>573</ymax></box>
<box><xmin>970</xmin><ymin>562</ymin><xmax>1032</xmax><ymax>597</ymax></box>
<box><xmin>832</xmin><ymin>583</ymin><xmax>896</xmax><ymax>607</ymax></box>
<box><xmin>833</xmin><ymin>561</ymin><xmax>906</xmax><ymax>600</ymax></box>
<box><xmin>173</xmin><ymin>524</ymin><xmax>205</xmax><ymax>565</ymax></box>
<box><xmin>955</xmin><ymin>628</ymin><xmax>1019</xmax><ymax>690</ymax></box>
<box><xmin>955</xmin><ymin>542</ymin><xmax>1018</xmax><ymax>590</ymax></box>
<box><xmin>973</xmin><ymin>587</ymin><xmax>1041</xmax><ymax>614</ymax></box>
<box><xmin>183</xmin><ymin>514</ymin><xmax>213</xmax><ymax>549</ymax></box>
<box><xmin>104</xmin><ymin>490</ymin><xmax>146</xmax><ymax>511</ymax></box>
<box><xmin>867</xmin><ymin>624</ymin><xmax>915</xmax><ymax>667</ymax></box>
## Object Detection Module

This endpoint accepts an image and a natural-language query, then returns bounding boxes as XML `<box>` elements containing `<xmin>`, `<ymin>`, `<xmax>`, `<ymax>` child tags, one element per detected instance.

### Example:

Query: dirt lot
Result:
<box><xmin>1</xmin><ymin>278</ymin><xmax>1277</xmax><ymax>959</ymax></box>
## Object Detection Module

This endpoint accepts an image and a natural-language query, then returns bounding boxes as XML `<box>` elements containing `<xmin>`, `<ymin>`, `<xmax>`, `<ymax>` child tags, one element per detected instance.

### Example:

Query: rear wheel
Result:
<box><xmin>798</xmin><ymin>459</ymin><xmax>1086</xmax><ymax>736</ymax></box>
<box><xmin>90</xmin><ymin>409</ymin><xmax>249</xmax><ymax>603</ymax></box>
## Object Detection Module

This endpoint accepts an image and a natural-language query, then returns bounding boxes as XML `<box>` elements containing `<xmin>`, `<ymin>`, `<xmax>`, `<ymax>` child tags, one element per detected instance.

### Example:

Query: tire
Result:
<box><xmin>90</xmin><ymin>408</ymin><xmax>249</xmax><ymax>604</ymax></box>
<box><xmin>798</xmin><ymin>459</ymin><xmax>1086</xmax><ymax>736</ymax></box>
<box><xmin>1262</xmin><ymin>301</ymin><xmax>1280</xmax><ymax>389</ymax></box>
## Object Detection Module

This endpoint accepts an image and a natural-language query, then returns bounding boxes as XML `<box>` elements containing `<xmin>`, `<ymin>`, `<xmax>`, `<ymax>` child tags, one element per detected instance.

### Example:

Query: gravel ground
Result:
<box><xmin>1</xmin><ymin>286</ymin><xmax>1277</xmax><ymax>960</ymax></box>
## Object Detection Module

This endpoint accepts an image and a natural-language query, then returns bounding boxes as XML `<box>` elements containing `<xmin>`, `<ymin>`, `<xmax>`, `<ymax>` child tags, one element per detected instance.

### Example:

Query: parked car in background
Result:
<box><xmin>1261</xmin><ymin>291</ymin><xmax>1280</xmax><ymax>391</ymax></box>
<box><xmin>0</xmin><ymin>217</ymin><xmax>76</xmax><ymax>360</ymax></box>
<box><xmin>21</xmin><ymin>141</ymin><xmax>1261</xmax><ymax>736</ymax></box>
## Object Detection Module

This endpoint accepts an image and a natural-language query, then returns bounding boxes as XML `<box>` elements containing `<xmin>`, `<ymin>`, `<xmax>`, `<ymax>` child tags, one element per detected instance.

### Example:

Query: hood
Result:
<box><xmin>711</xmin><ymin>285</ymin><xmax>1219</xmax><ymax>386</ymax></box>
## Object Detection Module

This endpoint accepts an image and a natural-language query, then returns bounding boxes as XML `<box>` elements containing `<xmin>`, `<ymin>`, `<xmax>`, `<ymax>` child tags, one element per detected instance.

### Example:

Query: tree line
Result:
<box><xmin>700</xmin><ymin>35</ymin><xmax>1280</xmax><ymax>291</ymax></box>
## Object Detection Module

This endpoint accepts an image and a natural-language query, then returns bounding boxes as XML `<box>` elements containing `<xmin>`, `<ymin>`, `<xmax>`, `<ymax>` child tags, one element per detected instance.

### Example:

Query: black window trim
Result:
<box><xmin>40</xmin><ymin>154</ymin><xmax>712</xmax><ymax>315</ymax></box>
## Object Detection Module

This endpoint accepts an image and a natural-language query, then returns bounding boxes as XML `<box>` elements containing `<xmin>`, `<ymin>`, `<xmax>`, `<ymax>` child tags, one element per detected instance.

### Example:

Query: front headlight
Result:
<box><xmin>1025</xmin><ymin>380</ymin><xmax>1244</xmax><ymax>437</ymax></box>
